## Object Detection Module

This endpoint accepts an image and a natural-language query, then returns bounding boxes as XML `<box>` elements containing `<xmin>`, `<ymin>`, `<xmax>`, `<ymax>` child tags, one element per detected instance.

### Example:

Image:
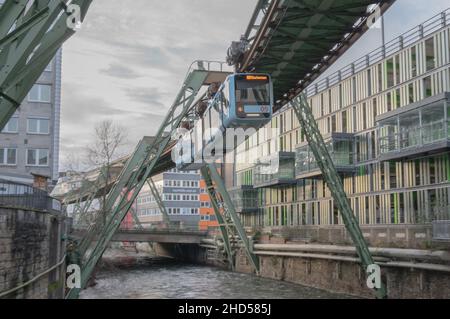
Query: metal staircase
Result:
<box><xmin>200</xmin><ymin>164</ymin><xmax>260</xmax><ymax>274</ymax></box>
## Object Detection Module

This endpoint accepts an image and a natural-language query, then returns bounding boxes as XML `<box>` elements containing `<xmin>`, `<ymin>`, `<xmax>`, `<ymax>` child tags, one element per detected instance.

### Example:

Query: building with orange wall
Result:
<box><xmin>199</xmin><ymin>179</ymin><xmax>218</xmax><ymax>231</ymax></box>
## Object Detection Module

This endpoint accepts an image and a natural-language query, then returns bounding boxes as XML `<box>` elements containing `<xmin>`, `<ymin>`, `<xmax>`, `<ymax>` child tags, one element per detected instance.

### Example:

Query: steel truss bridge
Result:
<box><xmin>0</xmin><ymin>0</ymin><xmax>396</xmax><ymax>299</ymax></box>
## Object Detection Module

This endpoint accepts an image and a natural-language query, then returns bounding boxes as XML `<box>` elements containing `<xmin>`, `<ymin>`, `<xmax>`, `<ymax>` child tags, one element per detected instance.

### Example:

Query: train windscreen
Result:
<box><xmin>235</xmin><ymin>75</ymin><xmax>271</xmax><ymax>105</ymax></box>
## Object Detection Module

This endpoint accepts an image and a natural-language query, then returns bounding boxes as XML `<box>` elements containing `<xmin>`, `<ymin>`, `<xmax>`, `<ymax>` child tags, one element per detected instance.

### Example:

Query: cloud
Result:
<box><xmin>99</xmin><ymin>62</ymin><xmax>142</xmax><ymax>79</ymax></box>
<box><xmin>124</xmin><ymin>87</ymin><xmax>167</xmax><ymax>110</ymax></box>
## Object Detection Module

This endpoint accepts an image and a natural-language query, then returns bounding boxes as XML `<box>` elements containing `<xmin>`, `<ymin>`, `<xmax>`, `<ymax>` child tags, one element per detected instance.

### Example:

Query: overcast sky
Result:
<box><xmin>60</xmin><ymin>0</ymin><xmax>450</xmax><ymax>170</ymax></box>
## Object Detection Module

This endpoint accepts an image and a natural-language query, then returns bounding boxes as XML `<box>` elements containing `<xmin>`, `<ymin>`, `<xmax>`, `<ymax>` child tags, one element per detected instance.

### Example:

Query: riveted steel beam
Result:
<box><xmin>0</xmin><ymin>0</ymin><xmax>93</xmax><ymax>130</ymax></box>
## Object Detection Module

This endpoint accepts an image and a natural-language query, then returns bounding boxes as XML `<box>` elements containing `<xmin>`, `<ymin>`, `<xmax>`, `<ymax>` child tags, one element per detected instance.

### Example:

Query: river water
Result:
<box><xmin>80</xmin><ymin>257</ymin><xmax>352</xmax><ymax>299</ymax></box>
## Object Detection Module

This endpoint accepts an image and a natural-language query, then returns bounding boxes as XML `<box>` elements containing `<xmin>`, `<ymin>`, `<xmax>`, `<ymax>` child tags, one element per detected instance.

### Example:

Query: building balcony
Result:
<box><xmin>378</xmin><ymin>93</ymin><xmax>450</xmax><ymax>161</ymax></box>
<box><xmin>253</xmin><ymin>152</ymin><xmax>297</xmax><ymax>188</ymax></box>
<box><xmin>229</xmin><ymin>186</ymin><xmax>259</xmax><ymax>213</ymax></box>
<box><xmin>295</xmin><ymin>133</ymin><xmax>355</xmax><ymax>179</ymax></box>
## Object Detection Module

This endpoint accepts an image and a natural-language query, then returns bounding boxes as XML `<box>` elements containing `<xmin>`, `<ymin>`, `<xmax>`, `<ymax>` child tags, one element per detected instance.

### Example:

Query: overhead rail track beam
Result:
<box><xmin>238</xmin><ymin>0</ymin><xmax>396</xmax><ymax>110</ymax></box>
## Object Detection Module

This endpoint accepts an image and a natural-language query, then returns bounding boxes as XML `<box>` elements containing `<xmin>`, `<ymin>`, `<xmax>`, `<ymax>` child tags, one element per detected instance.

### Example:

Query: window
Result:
<box><xmin>331</xmin><ymin>115</ymin><xmax>336</xmax><ymax>132</ymax></box>
<box><xmin>387</xmin><ymin>92</ymin><xmax>392</xmax><ymax>112</ymax></box>
<box><xmin>0</xmin><ymin>148</ymin><xmax>17</xmax><ymax>165</ymax></box>
<box><xmin>27</xmin><ymin>118</ymin><xmax>49</xmax><ymax>134</ymax></box>
<box><xmin>377</xmin><ymin>64</ymin><xmax>383</xmax><ymax>92</ymax></box>
<box><xmin>362</xmin><ymin>103</ymin><xmax>367</xmax><ymax>130</ymax></box>
<box><xmin>394</xmin><ymin>56</ymin><xmax>400</xmax><ymax>85</ymax></box>
<box><xmin>1</xmin><ymin>118</ymin><xmax>18</xmax><ymax>133</ymax></box>
<box><xmin>386</xmin><ymin>58</ymin><xmax>395</xmax><ymax>88</ymax></box>
<box><xmin>408</xmin><ymin>83</ymin><xmax>414</xmax><ymax>104</ymax></box>
<box><xmin>411</xmin><ymin>46</ymin><xmax>418</xmax><ymax>77</ymax></box>
<box><xmin>201</xmin><ymin>202</ymin><xmax>210</xmax><ymax>208</ymax></box>
<box><xmin>28</xmin><ymin>84</ymin><xmax>51</xmax><ymax>103</ymax></box>
<box><xmin>423</xmin><ymin>76</ymin><xmax>432</xmax><ymax>98</ymax></box>
<box><xmin>373</xmin><ymin>98</ymin><xmax>378</xmax><ymax>121</ymax></box>
<box><xmin>395</xmin><ymin>89</ymin><xmax>401</xmax><ymax>109</ymax></box>
<box><xmin>27</xmin><ymin>149</ymin><xmax>49</xmax><ymax>166</ymax></box>
<box><xmin>425</xmin><ymin>38</ymin><xmax>435</xmax><ymax>71</ymax></box>
<box><xmin>342</xmin><ymin>111</ymin><xmax>348</xmax><ymax>133</ymax></box>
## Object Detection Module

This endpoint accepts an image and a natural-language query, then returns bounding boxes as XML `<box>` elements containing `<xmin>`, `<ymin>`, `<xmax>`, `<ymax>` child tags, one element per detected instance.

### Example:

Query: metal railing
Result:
<box><xmin>306</xmin><ymin>8</ymin><xmax>450</xmax><ymax>98</ymax></box>
<box><xmin>295</xmin><ymin>151</ymin><xmax>354</xmax><ymax>175</ymax></box>
<box><xmin>379</xmin><ymin>120</ymin><xmax>450</xmax><ymax>154</ymax></box>
<box><xmin>186</xmin><ymin>60</ymin><xmax>230</xmax><ymax>77</ymax></box>
<box><xmin>0</xmin><ymin>179</ymin><xmax>61</xmax><ymax>213</ymax></box>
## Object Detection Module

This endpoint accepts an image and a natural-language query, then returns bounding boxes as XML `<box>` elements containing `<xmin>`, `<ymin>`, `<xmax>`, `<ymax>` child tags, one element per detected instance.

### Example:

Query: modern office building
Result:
<box><xmin>227</xmin><ymin>10</ymin><xmax>450</xmax><ymax>231</ymax></box>
<box><xmin>136</xmin><ymin>169</ymin><xmax>215</xmax><ymax>229</ymax></box>
<box><xmin>0</xmin><ymin>47</ymin><xmax>62</xmax><ymax>187</ymax></box>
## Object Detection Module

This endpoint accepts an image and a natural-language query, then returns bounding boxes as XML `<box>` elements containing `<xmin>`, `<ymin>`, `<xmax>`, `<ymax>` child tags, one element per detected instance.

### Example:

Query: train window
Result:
<box><xmin>235</xmin><ymin>75</ymin><xmax>270</xmax><ymax>105</ymax></box>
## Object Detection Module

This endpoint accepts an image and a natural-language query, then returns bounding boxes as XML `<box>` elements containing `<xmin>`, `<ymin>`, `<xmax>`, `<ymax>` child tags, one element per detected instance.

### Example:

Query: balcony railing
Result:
<box><xmin>379</xmin><ymin>120</ymin><xmax>450</xmax><ymax>157</ymax></box>
<box><xmin>254</xmin><ymin>152</ymin><xmax>296</xmax><ymax>188</ymax></box>
<box><xmin>305</xmin><ymin>8</ymin><xmax>450</xmax><ymax>98</ymax></box>
<box><xmin>295</xmin><ymin>134</ymin><xmax>355</xmax><ymax>179</ymax></box>
<box><xmin>0</xmin><ymin>180</ymin><xmax>61</xmax><ymax>213</ymax></box>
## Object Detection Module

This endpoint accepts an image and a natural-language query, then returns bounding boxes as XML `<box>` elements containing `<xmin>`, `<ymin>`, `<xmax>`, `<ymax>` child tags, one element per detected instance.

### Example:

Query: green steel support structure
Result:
<box><xmin>200</xmin><ymin>167</ymin><xmax>235</xmax><ymax>271</ymax></box>
<box><xmin>291</xmin><ymin>94</ymin><xmax>387</xmax><ymax>299</ymax></box>
<box><xmin>0</xmin><ymin>0</ymin><xmax>92</xmax><ymax>130</ymax></box>
<box><xmin>129</xmin><ymin>207</ymin><xmax>144</xmax><ymax>230</ymax></box>
<box><xmin>201</xmin><ymin>164</ymin><xmax>260</xmax><ymax>273</ymax></box>
<box><xmin>71</xmin><ymin>167</ymin><xmax>109</xmax><ymax>229</ymax></box>
<box><xmin>67</xmin><ymin>62</ymin><xmax>229</xmax><ymax>299</ymax></box>
<box><xmin>0</xmin><ymin>0</ymin><xmax>396</xmax><ymax>300</ymax></box>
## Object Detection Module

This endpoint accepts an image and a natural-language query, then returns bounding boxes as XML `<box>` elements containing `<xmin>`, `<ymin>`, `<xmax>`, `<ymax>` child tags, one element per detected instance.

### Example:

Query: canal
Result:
<box><xmin>80</xmin><ymin>257</ymin><xmax>352</xmax><ymax>299</ymax></box>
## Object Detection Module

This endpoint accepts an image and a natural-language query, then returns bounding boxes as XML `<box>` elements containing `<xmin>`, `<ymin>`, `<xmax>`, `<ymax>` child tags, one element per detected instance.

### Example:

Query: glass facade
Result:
<box><xmin>230</xmin><ymin>18</ymin><xmax>450</xmax><ymax>228</ymax></box>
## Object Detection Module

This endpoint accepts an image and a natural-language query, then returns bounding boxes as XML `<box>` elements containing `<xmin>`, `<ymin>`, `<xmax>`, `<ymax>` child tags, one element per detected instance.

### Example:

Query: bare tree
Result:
<box><xmin>86</xmin><ymin>120</ymin><xmax>128</xmax><ymax>226</ymax></box>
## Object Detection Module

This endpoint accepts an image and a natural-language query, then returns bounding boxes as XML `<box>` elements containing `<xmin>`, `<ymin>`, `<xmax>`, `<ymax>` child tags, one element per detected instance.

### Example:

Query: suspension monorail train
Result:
<box><xmin>174</xmin><ymin>73</ymin><xmax>274</xmax><ymax>170</ymax></box>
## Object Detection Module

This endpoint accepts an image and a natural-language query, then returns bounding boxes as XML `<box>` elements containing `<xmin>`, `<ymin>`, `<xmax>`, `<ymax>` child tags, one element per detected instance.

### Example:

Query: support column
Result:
<box><xmin>291</xmin><ymin>94</ymin><xmax>387</xmax><ymax>298</ymax></box>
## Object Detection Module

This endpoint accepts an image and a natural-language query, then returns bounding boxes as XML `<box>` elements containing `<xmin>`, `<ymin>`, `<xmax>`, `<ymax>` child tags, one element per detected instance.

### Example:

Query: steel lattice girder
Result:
<box><xmin>0</xmin><ymin>0</ymin><xmax>92</xmax><ymax>130</ymax></box>
<box><xmin>241</xmin><ymin>0</ymin><xmax>395</xmax><ymax>109</ymax></box>
<box><xmin>66</xmin><ymin>66</ymin><xmax>214</xmax><ymax>299</ymax></box>
<box><xmin>200</xmin><ymin>166</ymin><xmax>235</xmax><ymax>270</ymax></box>
<box><xmin>201</xmin><ymin>164</ymin><xmax>260</xmax><ymax>274</ymax></box>
<box><xmin>290</xmin><ymin>94</ymin><xmax>386</xmax><ymax>299</ymax></box>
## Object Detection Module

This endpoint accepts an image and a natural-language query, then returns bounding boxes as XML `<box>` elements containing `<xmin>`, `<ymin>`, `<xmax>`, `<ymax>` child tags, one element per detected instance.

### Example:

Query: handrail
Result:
<box><xmin>0</xmin><ymin>179</ymin><xmax>61</xmax><ymax>213</ymax></box>
<box><xmin>0</xmin><ymin>255</ymin><xmax>66</xmax><ymax>299</ymax></box>
<box><xmin>379</xmin><ymin>119</ymin><xmax>450</xmax><ymax>153</ymax></box>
